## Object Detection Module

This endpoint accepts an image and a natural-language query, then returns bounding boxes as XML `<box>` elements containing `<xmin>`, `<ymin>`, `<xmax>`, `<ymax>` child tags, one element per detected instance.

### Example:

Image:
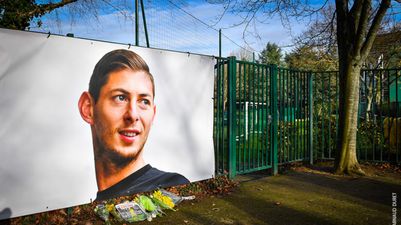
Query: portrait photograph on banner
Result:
<box><xmin>0</xmin><ymin>28</ymin><xmax>215</xmax><ymax>220</ymax></box>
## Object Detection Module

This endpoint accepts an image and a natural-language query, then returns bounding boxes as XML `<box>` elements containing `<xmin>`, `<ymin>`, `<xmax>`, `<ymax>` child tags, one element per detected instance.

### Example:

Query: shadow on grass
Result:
<box><xmin>220</xmin><ymin>191</ymin><xmax>337</xmax><ymax>225</ymax></box>
<box><xmin>287</xmin><ymin>171</ymin><xmax>401</xmax><ymax>206</ymax></box>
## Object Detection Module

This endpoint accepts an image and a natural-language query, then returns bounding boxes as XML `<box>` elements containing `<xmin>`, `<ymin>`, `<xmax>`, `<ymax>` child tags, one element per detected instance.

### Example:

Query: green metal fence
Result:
<box><xmin>312</xmin><ymin>71</ymin><xmax>339</xmax><ymax>161</ymax></box>
<box><xmin>277</xmin><ymin>69</ymin><xmax>313</xmax><ymax>165</ymax></box>
<box><xmin>313</xmin><ymin>69</ymin><xmax>401</xmax><ymax>163</ymax></box>
<box><xmin>213</xmin><ymin>57</ymin><xmax>278</xmax><ymax>178</ymax></box>
<box><xmin>214</xmin><ymin>57</ymin><xmax>401</xmax><ymax>178</ymax></box>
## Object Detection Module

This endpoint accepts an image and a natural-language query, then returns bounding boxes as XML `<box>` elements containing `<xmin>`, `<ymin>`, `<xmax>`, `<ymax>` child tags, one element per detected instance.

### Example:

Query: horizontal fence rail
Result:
<box><xmin>214</xmin><ymin>57</ymin><xmax>401</xmax><ymax>177</ymax></box>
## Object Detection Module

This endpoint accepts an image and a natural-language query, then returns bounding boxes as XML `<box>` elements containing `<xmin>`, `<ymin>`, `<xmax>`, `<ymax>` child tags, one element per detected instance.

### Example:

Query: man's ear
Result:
<box><xmin>78</xmin><ymin>92</ymin><xmax>95</xmax><ymax>125</ymax></box>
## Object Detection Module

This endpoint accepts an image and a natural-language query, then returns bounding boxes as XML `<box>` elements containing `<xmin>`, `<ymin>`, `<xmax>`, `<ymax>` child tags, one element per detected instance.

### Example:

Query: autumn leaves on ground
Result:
<box><xmin>3</xmin><ymin>161</ymin><xmax>400</xmax><ymax>225</ymax></box>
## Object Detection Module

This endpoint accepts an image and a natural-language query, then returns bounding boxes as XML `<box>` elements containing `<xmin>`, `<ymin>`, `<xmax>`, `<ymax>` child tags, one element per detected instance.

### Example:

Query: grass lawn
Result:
<box><xmin>135</xmin><ymin>162</ymin><xmax>400</xmax><ymax>225</ymax></box>
<box><xmin>3</xmin><ymin>162</ymin><xmax>400</xmax><ymax>225</ymax></box>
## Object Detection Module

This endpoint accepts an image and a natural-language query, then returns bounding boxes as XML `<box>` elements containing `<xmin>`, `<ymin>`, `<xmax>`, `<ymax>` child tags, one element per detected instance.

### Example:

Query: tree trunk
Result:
<box><xmin>335</xmin><ymin>61</ymin><xmax>365</xmax><ymax>175</ymax></box>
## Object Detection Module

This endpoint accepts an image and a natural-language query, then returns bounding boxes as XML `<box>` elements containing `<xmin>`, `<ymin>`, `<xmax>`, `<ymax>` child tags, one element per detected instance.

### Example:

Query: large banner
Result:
<box><xmin>0</xmin><ymin>28</ymin><xmax>215</xmax><ymax>219</ymax></box>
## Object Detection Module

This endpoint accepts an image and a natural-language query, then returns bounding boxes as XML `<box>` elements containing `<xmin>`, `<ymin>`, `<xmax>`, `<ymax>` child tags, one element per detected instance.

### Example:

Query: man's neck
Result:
<box><xmin>95</xmin><ymin>154</ymin><xmax>146</xmax><ymax>192</ymax></box>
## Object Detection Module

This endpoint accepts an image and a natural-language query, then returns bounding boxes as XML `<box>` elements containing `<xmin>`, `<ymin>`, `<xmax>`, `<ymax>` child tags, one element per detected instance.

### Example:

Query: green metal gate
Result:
<box><xmin>214</xmin><ymin>57</ymin><xmax>278</xmax><ymax>178</ymax></box>
<box><xmin>277</xmin><ymin>69</ymin><xmax>313</xmax><ymax>165</ymax></box>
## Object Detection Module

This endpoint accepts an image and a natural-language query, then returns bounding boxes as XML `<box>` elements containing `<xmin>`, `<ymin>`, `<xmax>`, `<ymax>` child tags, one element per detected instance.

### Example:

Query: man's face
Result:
<box><xmin>92</xmin><ymin>69</ymin><xmax>155</xmax><ymax>161</ymax></box>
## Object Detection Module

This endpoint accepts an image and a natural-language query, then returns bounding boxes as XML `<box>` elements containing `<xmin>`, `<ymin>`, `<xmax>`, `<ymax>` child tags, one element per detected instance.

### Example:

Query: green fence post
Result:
<box><xmin>219</xmin><ymin>29</ymin><xmax>222</xmax><ymax>58</ymax></box>
<box><xmin>228</xmin><ymin>56</ymin><xmax>237</xmax><ymax>179</ymax></box>
<box><xmin>308</xmin><ymin>72</ymin><xmax>314</xmax><ymax>165</ymax></box>
<box><xmin>271</xmin><ymin>65</ymin><xmax>278</xmax><ymax>175</ymax></box>
<box><xmin>135</xmin><ymin>0</ymin><xmax>139</xmax><ymax>46</ymax></box>
<box><xmin>140</xmin><ymin>0</ymin><xmax>149</xmax><ymax>47</ymax></box>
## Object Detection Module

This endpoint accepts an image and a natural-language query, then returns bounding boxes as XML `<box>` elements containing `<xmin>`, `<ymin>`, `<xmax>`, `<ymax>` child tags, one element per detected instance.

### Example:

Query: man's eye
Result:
<box><xmin>115</xmin><ymin>95</ymin><xmax>127</xmax><ymax>102</ymax></box>
<box><xmin>141</xmin><ymin>99</ymin><xmax>150</xmax><ymax>105</ymax></box>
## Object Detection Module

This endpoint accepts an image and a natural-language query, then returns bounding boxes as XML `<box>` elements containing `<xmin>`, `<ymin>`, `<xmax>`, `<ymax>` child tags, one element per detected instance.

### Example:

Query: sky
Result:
<box><xmin>29</xmin><ymin>0</ymin><xmax>314</xmax><ymax>57</ymax></box>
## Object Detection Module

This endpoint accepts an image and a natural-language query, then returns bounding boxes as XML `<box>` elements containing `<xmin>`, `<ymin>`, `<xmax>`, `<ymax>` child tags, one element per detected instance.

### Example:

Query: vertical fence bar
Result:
<box><xmin>379</xmin><ymin>70</ymin><xmax>383</xmax><ymax>162</ymax></box>
<box><xmin>300</xmin><ymin>71</ymin><xmax>304</xmax><ymax>160</ymax></box>
<box><xmin>321</xmin><ymin>72</ymin><xmax>325</xmax><ymax>158</ymax></box>
<box><xmin>238</xmin><ymin>62</ymin><xmax>242</xmax><ymax>173</ymax></box>
<box><xmin>294</xmin><ymin>72</ymin><xmax>297</xmax><ymax>160</ymax></box>
<box><xmin>335</xmin><ymin>71</ymin><xmax>339</xmax><ymax>160</ymax></box>
<box><xmin>261</xmin><ymin>65</ymin><xmax>265</xmax><ymax>167</ymax></box>
<box><xmin>243</xmin><ymin>63</ymin><xmax>247</xmax><ymax>171</ymax></box>
<box><xmin>278</xmin><ymin>69</ymin><xmax>282</xmax><ymax>163</ymax></box>
<box><xmin>257</xmin><ymin>64</ymin><xmax>261</xmax><ymax>168</ymax></box>
<box><xmin>247</xmin><ymin>64</ymin><xmax>251</xmax><ymax>170</ymax></box>
<box><xmin>297</xmin><ymin>71</ymin><xmax>300</xmax><ymax>160</ymax></box>
<box><xmin>328</xmin><ymin>72</ymin><xmax>332</xmax><ymax>158</ymax></box>
<box><xmin>251</xmin><ymin>63</ymin><xmax>255</xmax><ymax>169</ymax></box>
<box><xmin>271</xmin><ymin>65</ymin><xmax>278</xmax><ymax>175</ymax></box>
<box><xmin>221</xmin><ymin>60</ymin><xmax>226</xmax><ymax>171</ymax></box>
<box><xmin>279</xmin><ymin>69</ymin><xmax>282</xmax><ymax>163</ymax></box>
<box><xmin>308</xmin><ymin>72</ymin><xmax>313</xmax><ymax>164</ymax></box>
<box><xmin>288</xmin><ymin>70</ymin><xmax>297</xmax><ymax>161</ymax></box>
<box><xmin>228</xmin><ymin>56</ymin><xmax>237</xmax><ymax>178</ymax></box>
<box><xmin>269</xmin><ymin>67</ymin><xmax>273</xmax><ymax>166</ymax></box>
<box><xmin>284</xmin><ymin>69</ymin><xmax>287</xmax><ymax>162</ymax></box>
<box><xmin>263</xmin><ymin>65</ymin><xmax>267</xmax><ymax>167</ymax></box>
<box><xmin>292</xmin><ymin>71</ymin><xmax>296</xmax><ymax>160</ymax></box>
<box><xmin>372</xmin><ymin>71</ymin><xmax>376</xmax><ymax>161</ymax></box>
<box><xmin>302</xmin><ymin>72</ymin><xmax>305</xmax><ymax>160</ymax></box>
<box><xmin>387</xmin><ymin>70</ymin><xmax>391</xmax><ymax>161</ymax></box>
<box><xmin>285</xmin><ymin>70</ymin><xmax>294</xmax><ymax>161</ymax></box>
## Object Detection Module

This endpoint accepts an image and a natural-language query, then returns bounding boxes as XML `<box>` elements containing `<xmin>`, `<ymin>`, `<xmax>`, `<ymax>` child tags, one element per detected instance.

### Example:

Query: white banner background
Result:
<box><xmin>0</xmin><ymin>28</ymin><xmax>215</xmax><ymax>219</ymax></box>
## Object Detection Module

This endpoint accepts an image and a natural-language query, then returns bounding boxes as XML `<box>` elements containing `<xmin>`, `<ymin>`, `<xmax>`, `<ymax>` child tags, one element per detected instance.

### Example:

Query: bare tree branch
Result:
<box><xmin>361</xmin><ymin>0</ymin><xmax>391</xmax><ymax>59</ymax></box>
<box><xmin>354</xmin><ymin>0</ymin><xmax>371</xmax><ymax>56</ymax></box>
<box><xmin>28</xmin><ymin>0</ymin><xmax>78</xmax><ymax>18</ymax></box>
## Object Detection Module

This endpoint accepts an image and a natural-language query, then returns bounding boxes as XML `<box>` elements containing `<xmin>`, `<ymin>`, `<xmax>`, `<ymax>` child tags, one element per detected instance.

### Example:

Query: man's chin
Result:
<box><xmin>103</xmin><ymin>148</ymin><xmax>140</xmax><ymax>166</ymax></box>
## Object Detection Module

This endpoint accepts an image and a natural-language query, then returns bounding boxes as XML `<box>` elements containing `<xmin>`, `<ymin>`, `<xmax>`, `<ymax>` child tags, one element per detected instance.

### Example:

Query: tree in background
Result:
<box><xmin>0</xmin><ymin>0</ymin><xmax>78</xmax><ymax>30</ymax></box>
<box><xmin>0</xmin><ymin>0</ymin><xmax>124</xmax><ymax>30</ymax></box>
<box><xmin>285</xmin><ymin>45</ymin><xmax>337</xmax><ymax>71</ymax></box>
<box><xmin>229</xmin><ymin>46</ymin><xmax>254</xmax><ymax>62</ymax></box>
<box><xmin>259</xmin><ymin>42</ymin><xmax>282</xmax><ymax>66</ymax></box>
<box><xmin>366</xmin><ymin>24</ymin><xmax>401</xmax><ymax>68</ymax></box>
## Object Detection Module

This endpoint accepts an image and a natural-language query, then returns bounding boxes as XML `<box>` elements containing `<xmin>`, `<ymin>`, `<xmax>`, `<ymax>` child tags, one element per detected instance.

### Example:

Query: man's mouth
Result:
<box><xmin>119</xmin><ymin>129</ymin><xmax>140</xmax><ymax>143</ymax></box>
<box><xmin>120</xmin><ymin>131</ymin><xmax>137</xmax><ymax>137</ymax></box>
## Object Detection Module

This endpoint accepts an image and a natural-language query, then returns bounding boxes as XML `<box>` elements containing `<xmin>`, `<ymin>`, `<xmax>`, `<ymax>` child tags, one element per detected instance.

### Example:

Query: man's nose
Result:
<box><xmin>124</xmin><ymin>102</ymin><xmax>140</xmax><ymax>123</ymax></box>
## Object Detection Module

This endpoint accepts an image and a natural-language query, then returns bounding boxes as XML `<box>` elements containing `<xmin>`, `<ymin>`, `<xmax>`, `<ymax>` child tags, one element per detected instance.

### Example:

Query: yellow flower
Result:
<box><xmin>153</xmin><ymin>190</ymin><xmax>175</xmax><ymax>208</ymax></box>
<box><xmin>106</xmin><ymin>204</ymin><xmax>114</xmax><ymax>212</ymax></box>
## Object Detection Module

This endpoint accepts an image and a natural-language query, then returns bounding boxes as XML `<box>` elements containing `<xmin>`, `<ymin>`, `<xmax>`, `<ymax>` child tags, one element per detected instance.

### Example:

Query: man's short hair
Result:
<box><xmin>89</xmin><ymin>49</ymin><xmax>155</xmax><ymax>103</ymax></box>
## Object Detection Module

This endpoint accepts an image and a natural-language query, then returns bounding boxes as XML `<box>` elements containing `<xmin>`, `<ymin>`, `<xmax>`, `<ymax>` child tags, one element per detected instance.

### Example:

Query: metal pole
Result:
<box><xmin>140</xmin><ymin>0</ymin><xmax>149</xmax><ymax>47</ymax></box>
<box><xmin>253</xmin><ymin>52</ymin><xmax>255</xmax><ymax>63</ymax></box>
<box><xmin>219</xmin><ymin>29</ymin><xmax>222</xmax><ymax>58</ymax></box>
<box><xmin>135</xmin><ymin>0</ymin><xmax>139</xmax><ymax>46</ymax></box>
<box><xmin>228</xmin><ymin>56</ymin><xmax>237</xmax><ymax>179</ymax></box>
